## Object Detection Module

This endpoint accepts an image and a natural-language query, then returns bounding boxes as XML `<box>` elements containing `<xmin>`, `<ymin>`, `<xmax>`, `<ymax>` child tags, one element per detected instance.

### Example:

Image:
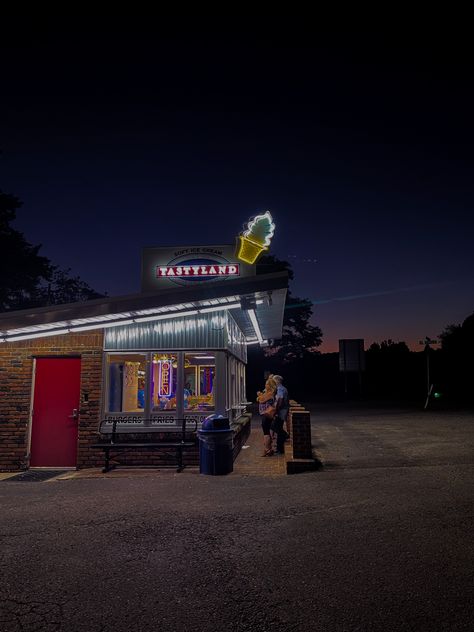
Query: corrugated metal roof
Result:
<box><xmin>104</xmin><ymin>311</ymin><xmax>247</xmax><ymax>362</ymax></box>
<box><xmin>0</xmin><ymin>272</ymin><xmax>288</xmax><ymax>345</ymax></box>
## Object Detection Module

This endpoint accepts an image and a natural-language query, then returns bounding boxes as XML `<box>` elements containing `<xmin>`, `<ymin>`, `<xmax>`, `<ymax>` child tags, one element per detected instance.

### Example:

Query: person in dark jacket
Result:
<box><xmin>272</xmin><ymin>375</ymin><xmax>289</xmax><ymax>455</ymax></box>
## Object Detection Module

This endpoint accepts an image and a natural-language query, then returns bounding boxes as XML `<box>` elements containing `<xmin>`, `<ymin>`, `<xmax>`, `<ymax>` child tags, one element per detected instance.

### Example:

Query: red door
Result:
<box><xmin>30</xmin><ymin>358</ymin><xmax>81</xmax><ymax>468</ymax></box>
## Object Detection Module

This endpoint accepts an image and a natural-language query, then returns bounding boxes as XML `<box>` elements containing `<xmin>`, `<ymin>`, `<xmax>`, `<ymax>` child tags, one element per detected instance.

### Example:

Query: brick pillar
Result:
<box><xmin>287</xmin><ymin>404</ymin><xmax>304</xmax><ymax>439</ymax></box>
<box><xmin>290</xmin><ymin>410</ymin><xmax>312</xmax><ymax>459</ymax></box>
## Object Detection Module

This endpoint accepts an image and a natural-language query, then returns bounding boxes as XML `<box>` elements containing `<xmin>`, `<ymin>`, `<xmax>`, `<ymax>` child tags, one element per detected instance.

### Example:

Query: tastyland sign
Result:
<box><xmin>157</xmin><ymin>264</ymin><xmax>239</xmax><ymax>278</ymax></box>
<box><xmin>141</xmin><ymin>245</ymin><xmax>255</xmax><ymax>291</ymax></box>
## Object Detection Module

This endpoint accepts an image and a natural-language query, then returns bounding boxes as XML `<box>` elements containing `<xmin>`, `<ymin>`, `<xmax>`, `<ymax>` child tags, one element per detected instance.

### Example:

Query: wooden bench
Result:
<box><xmin>92</xmin><ymin>418</ymin><xmax>198</xmax><ymax>473</ymax></box>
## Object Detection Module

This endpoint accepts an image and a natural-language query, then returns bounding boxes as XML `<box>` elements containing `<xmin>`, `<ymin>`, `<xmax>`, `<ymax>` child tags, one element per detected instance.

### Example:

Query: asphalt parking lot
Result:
<box><xmin>1</xmin><ymin>405</ymin><xmax>473</xmax><ymax>632</ymax></box>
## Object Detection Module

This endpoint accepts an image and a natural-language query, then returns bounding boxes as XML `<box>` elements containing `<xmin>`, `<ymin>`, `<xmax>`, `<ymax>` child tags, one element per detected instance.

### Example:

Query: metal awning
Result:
<box><xmin>0</xmin><ymin>272</ymin><xmax>288</xmax><ymax>345</ymax></box>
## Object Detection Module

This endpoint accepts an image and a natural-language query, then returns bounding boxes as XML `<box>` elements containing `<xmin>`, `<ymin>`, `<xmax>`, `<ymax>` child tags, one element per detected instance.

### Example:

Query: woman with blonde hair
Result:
<box><xmin>257</xmin><ymin>375</ymin><xmax>277</xmax><ymax>456</ymax></box>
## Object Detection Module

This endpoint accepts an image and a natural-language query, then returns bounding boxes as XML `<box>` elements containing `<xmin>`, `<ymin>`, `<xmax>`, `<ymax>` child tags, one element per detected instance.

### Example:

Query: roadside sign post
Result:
<box><xmin>419</xmin><ymin>336</ymin><xmax>440</xmax><ymax>409</ymax></box>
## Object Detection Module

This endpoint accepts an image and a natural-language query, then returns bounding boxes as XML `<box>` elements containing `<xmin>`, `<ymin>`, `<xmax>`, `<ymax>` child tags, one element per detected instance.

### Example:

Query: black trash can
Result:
<box><xmin>198</xmin><ymin>417</ymin><xmax>233</xmax><ymax>475</ymax></box>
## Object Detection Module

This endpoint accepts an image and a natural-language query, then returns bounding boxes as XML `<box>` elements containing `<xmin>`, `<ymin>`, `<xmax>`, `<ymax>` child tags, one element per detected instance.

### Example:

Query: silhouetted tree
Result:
<box><xmin>0</xmin><ymin>190</ymin><xmax>104</xmax><ymax>311</ymax></box>
<box><xmin>438</xmin><ymin>313</ymin><xmax>474</xmax><ymax>404</ymax></box>
<box><xmin>440</xmin><ymin>313</ymin><xmax>474</xmax><ymax>354</ymax></box>
<box><xmin>257</xmin><ymin>254</ymin><xmax>322</xmax><ymax>361</ymax></box>
<box><xmin>256</xmin><ymin>254</ymin><xmax>294</xmax><ymax>279</ymax></box>
<box><xmin>36</xmin><ymin>267</ymin><xmax>105</xmax><ymax>306</ymax></box>
<box><xmin>0</xmin><ymin>191</ymin><xmax>51</xmax><ymax>311</ymax></box>
<box><xmin>272</xmin><ymin>295</ymin><xmax>323</xmax><ymax>362</ymax></box>
<box><xmin>246</xmin><ymin>255</ymin><xmax>323</xmax><ymax>399</ymax></box>
<box><xmin>368</xmin><ymin>340</ymin><xmax>410</xmax><ymax>354</ymax></box>
<box><xmin>365</xmin><ymin>339</ymin><xmax>423</xmax><ymax>400</ymax></box>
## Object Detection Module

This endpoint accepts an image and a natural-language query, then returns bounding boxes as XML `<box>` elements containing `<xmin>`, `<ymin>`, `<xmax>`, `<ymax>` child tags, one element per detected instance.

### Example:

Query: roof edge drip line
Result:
<box><xmin>0</xmin><ymin>300</ymin><xmax>267</xmax><ymax>345</ymax></box>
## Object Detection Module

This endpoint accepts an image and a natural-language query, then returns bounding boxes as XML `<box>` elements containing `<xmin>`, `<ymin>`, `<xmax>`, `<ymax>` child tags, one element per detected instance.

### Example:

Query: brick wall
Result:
<box><xmin>0</xmin><ymin>333</ymin><xmax>250</xmax><ymax>472</ymax></box>
<box><xmin>288</xmin><ymin>404</ymin><xmax>313</xmax><ymax>459</ymax></box>
<box><xmin>0</xmin><ymin>332</ymin><xmax>104</xmax><ymax>471</ymax></box>
<box><xmin>232</xmin><ymin>413</ymin><xmax>251</xmax><ymax>461</ymax></box>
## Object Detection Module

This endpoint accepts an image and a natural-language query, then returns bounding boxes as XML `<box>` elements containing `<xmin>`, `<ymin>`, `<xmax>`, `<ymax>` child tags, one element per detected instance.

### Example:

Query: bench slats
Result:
<box><xmin>93</xmin><ymin>418</ymin><xmax>198</xmax><ymax>473</ymax></box>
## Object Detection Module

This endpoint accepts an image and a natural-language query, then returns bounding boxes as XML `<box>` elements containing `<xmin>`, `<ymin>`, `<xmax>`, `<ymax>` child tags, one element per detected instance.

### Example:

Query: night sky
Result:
<box><xmin>1</xmin><ymin>27</ymin><xmax>473</xmax><ymax>352</ymax></box>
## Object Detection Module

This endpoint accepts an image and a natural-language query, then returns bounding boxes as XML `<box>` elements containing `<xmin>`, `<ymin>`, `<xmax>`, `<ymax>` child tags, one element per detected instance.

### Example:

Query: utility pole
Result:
<box><xmin>419</xmin><ymin>336</ymin><xmax>440</xmax><ymax>409</ymax></box>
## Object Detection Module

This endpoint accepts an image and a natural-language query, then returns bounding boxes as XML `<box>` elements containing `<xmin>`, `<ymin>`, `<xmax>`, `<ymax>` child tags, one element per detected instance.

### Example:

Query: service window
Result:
<box><xmin>106</xmin><ymin>353</ymin><xmax>146</xmax><ymax>413</ymax></box>
<box><xmin>151</xmin><ymin>353</ymin><xmax>178</xmax><ymax>411</ymax></box>
<box><xmin>184</xmin><ymin>353</ymin><xmax>215</xmax><ymax>412</ymax></box>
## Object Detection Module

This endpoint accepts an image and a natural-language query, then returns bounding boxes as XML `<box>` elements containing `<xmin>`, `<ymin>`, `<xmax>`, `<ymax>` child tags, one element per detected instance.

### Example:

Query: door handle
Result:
<box><xmin>68</xmin><ymin>408</ymin><xmax>79</xmax><ymax>420</ymax></box>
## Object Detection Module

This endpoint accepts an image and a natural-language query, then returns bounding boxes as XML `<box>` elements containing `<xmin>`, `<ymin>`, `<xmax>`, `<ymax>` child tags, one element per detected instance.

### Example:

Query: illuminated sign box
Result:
<box><xmin>141</xmin><ymin>245</ymin><xmax>255</xmax><ymax>292</ymax></box>
<box><xmin>157</xmin><ymin>264</ymin><xmax>240</xmax><ymax>278</ymax></box>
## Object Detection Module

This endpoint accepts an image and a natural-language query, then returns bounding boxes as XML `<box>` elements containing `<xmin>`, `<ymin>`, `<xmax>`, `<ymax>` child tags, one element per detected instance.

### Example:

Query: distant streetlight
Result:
<box><xmin>419</xmin><ymin>336</ymin><xmax>440</xmax><ymax>409</ymax></box>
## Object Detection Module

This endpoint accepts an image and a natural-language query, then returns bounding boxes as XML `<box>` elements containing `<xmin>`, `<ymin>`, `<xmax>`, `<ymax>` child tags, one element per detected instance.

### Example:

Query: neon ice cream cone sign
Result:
<box><xmin>236</xmin><ymin>211</ymin><xmax>276</xmax><ymax>264</ymax></box>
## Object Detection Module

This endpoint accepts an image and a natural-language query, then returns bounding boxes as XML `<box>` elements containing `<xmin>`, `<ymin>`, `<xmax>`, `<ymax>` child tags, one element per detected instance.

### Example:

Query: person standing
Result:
<box><xmin>257</xmin><ymin>376</ymin><xmax>277</xmax><ymax>456</ymax></box>
<box><xmin>272</xmin><ymin>375</ymin><xmax>289</xmax><ymax>455</ymax></box>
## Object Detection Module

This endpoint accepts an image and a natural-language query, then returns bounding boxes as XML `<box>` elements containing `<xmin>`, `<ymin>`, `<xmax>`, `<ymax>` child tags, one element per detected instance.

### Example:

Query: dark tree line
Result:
<box><xmin>0</xmin><ymin>190</ymin><xmax>104</xmax><ymax>312</ymax></box>
<box><xmin>363</xmin><ymin>322</ymin><xmax>474</xmax><ymax>406</ymax></box>
<box><xmin>438</xmin><ymin>312</ymin><xmax>474</xmax><ymax>404</ymax></box>
<box><xmin>246</xmin><ymin>253</ymin><xmax>474</xmax><ymax>407</ymax></box>
<box><xmin>248</xmin><ymin>296</ymin><xmax>474</xmax><ymax>407</ymax></box>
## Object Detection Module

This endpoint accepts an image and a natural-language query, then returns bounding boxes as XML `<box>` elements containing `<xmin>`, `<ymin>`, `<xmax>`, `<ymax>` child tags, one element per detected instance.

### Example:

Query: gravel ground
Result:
<box><xmin>1</xmin><ymin>406</ymin><xmax>473</xmax><ymax>632</ymax></box>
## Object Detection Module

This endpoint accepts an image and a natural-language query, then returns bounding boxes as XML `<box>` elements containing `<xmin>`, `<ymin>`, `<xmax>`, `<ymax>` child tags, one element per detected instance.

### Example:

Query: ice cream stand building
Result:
<box><xmin>0</xmin><ymin>213</ymin><xmax>288</xmax><ymax>471</ymax></box>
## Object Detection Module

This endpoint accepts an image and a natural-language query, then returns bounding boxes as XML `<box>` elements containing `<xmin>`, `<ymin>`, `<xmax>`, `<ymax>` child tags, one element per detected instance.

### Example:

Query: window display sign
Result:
<box><xmin>158</xmin><ymin>360</ymin><xmax>173</xmax><ymax>396</ymax></box>
<box><xmin>141</xmin><ymin>245</ymin><xmax>255</xmax><ymax>292</ymax></box>
<box><xmin>151</xmin><ymin>354</ymin><xmax>177</xmax><ymax>411</ymax></box>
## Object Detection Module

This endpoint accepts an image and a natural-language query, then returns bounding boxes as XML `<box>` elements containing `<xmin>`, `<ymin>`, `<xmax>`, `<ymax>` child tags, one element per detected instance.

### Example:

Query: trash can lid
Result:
<box><xmin>201</xmin><ymin>414</ymin><xmax>230</xmax><ymax>431</ymax></box>
<box><xmin>198</xmin><ymin>428</ymin><xmax>233</xmax><ymax>435</ymax></box>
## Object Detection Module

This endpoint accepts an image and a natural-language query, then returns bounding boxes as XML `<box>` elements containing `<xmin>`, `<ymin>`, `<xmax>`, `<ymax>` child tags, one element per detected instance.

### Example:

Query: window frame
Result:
<box><xmin>184</xmin><ymin>353</ymin><xmax>216</xmax><ymax>413</ymax></box>
<box><xmin>104</xmin><ymin>351</ymin><xmax>148</xmax><ymax>415</ymax></box>
<box><xmin>102</xmin><ymin>350</ymin><xmax>224</xmax><ymax>426</ymax></box>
